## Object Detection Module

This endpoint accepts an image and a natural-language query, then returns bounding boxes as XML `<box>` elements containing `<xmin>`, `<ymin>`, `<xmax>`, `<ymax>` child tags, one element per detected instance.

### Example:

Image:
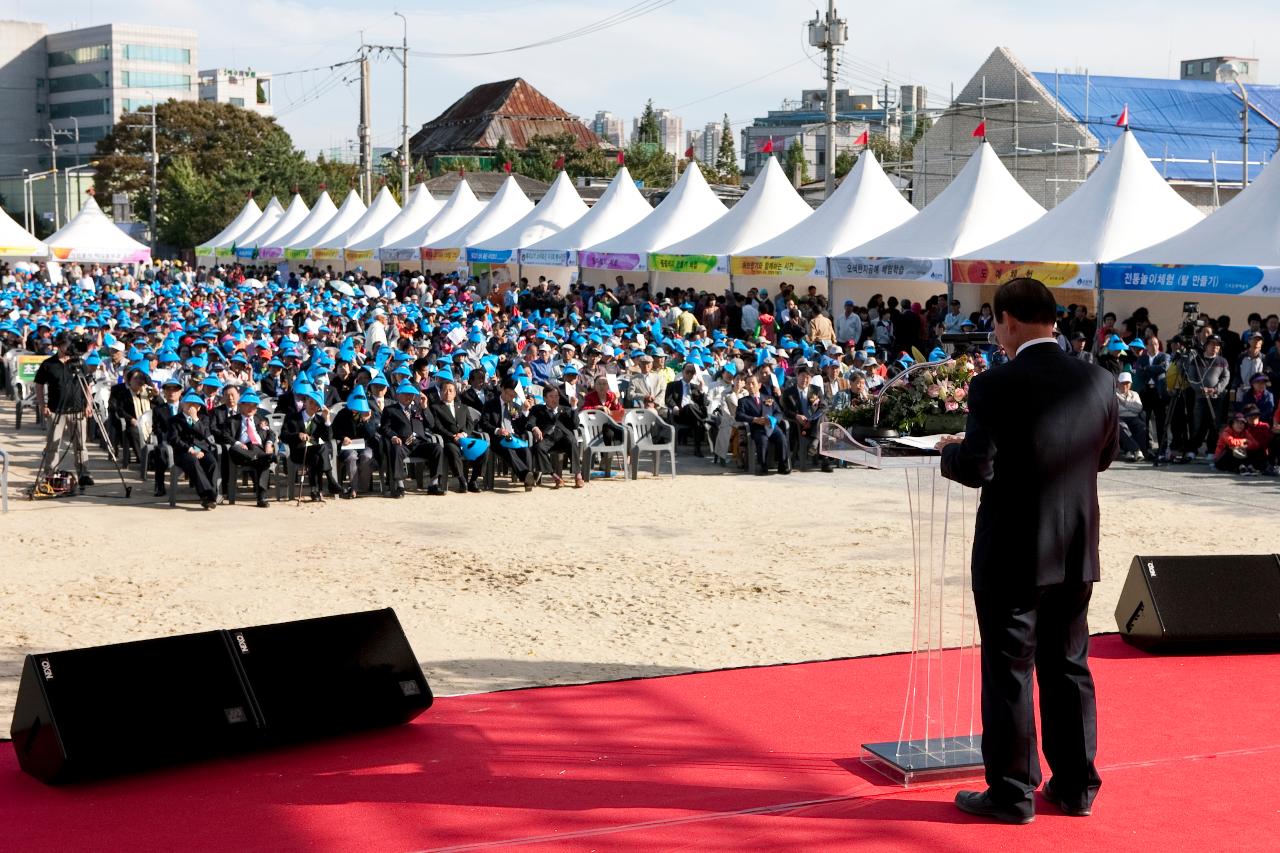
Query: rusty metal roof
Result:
<box><xmin>409</xmin><ymin>78</ymin><xmax>608</xmax><ymax>157</ymax></box>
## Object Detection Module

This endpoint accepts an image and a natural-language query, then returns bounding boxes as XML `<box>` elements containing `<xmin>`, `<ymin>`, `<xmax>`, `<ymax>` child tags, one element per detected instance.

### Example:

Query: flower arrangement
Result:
<box><xmin>829</xmin><ymin>357</ymin><xmax>976</xmax><ymax>436</ymax></box>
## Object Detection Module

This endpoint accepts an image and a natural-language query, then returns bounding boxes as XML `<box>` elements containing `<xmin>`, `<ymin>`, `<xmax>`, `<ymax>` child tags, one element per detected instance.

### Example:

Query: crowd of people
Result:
<box><xmin>2</xmin><ymin>259</ymin><xmax>1276</xmax><ymax>509</ymax></box>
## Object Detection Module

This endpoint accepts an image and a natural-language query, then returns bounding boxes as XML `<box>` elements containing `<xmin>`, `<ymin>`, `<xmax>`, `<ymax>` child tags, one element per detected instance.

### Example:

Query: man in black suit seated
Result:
<box><xmin>167</xmin><ymin>389</ymin><xmax>221</xmax><ymax>510</ymax></box>
<box><xmin>938</xmin><ymin>278</ymin><xmax>1119</xmax><ymax>824</ymax></box>
<box><xmin>150</xmin><ymin>376</ymin><xmax>185</xmax><ymax>497</ymax></box>
<box><xmin>213</xmin><ymin>387</ymin><xmax>276</xmax><ymax>507</ymax></box>
<box><xmin>735</xmin><ymin>373</ymin><xmax>790</xmax><ymax>474</ymax></box>
<box><xmin>525</xmin><ymin>384</ymin><xmax>582</xmax><ymax>488</ymax></box>
<box><xmin>480</xmin><ymin>377</ymin><xmax>536</xmax><ymax>491</ymax></box>
<box><xmin>280</xmin><ymin>389</ymin><xmax>344</xmax><ymax>502</ymax></box>
<box><xmin>430</xmin><ymin>374</ymin><xmax>485</xmax><ymax>493</ymax></box>
<box><xmin>332</xmin><ymin>387</ymin><xmax>381</xmax><ymax>497</ymax></box>
<box><xmin>460</xmin><ymin>368</ymin><xmax>494</xmax><ymax>413</ymax></box>
<box><xmin>107</xmin><ymin>367</ymin><xmax>157</xmax><ymax>466</ymax></box>
<box><xmin>664</xmin><ymin>362</ymin><xmax>708</xmax><ymax>456</ymax></box>
<box><xmin>379</xmin><ymin>382</ymin><xmax>445</xmax><ymax>497</ymax></box>
<box><xmin>780</xmin><ymin>362</ymin><xmax>832</xmax><ymax>472</ymax></box>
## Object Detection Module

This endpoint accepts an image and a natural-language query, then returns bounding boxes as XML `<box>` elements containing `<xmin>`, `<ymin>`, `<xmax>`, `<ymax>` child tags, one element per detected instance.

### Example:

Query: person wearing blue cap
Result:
<box><xmin>280</xmin><ymin>389</ymin><xmax>344</xmax><ymax>502</ymax></box>
<box><xmin>332</xmin><ymin>389</ymin><xmax>378</xmax><ymax>498</ymax></box>
<box><xmin>213</xmin><ymin>387</ymin><xmax>276</xmax><ymax>507</ymax></box>
<box><xmin>380</xmin><ymin>382</ymin><xmax>445</xmax><ymax>497</ymax></box>
<box><xmin>430</xmin><ymin>372</ymin><xmax>485</xmax><ymax>492</ymax></box>
<box><xmin>169</xmin><ymin>389</ymin><xmax>220</xmax><ymax>509</ymax></box>
<box><xmin>479</xmin><ymin>377</ymin><xmax>536</xmax><ymax>490</ymax></box>
<box><xmin>259</xmin><ymin>357</ymin><xmax>287</xmax><ymax>398</ymax></box>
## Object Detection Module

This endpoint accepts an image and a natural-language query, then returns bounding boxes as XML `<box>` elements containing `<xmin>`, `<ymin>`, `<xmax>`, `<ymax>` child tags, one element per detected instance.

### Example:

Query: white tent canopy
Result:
<box><xmin>261</xmin><ymin>192</ymin><xmax>335</xmax><ymax>261</ymax></box>
<box><xmin>195</xmin><ymin>197</ymin><xmax>260</xmax><ymax>258</ymax></box>
<box><xmin>380</xmin><ymin>180</ymin><xmax>486</xmax><ymax>262</ymax></box>
<box><xmin>422</xmin><ymin>176</ymin><xmax>532</xmax><ymax>264</ymax></box>
<box><xmin>45</xmin><ymin>196</ymin><xmax>149</xmax><ymax>264</ymax></box>
<box><xmin>231</xmin><ymin>197</ymin><xmax>285</xmax><ymax>259</ymax></box>
<box><xmin>251</xmin><ymin>194</ymin><xmax>311</xmax><ymax>260</ymax></box>
<box><xmin>347</xmin><ymin>183</ymin><xmax>439</xmax><ymax>262</ymax></box>
<box><xmin>0</xmin><ymin>206</ymin><xmax>46</xmax><ymax>258</ymax></box>
<box><xmin>956</xmin><ymin>131</ymin><xmax>1203</xmax><ymax>289</ymax></box>
<box><xmin>733</xmin><ymin>151</ymin><xmax>916</xmax><ymax>278</ymax></box>
<box><xmin>311</xmin><ymin>186</ymin><xmax>400</xmax><ymax>260</ymax></box>
<box><xmin>287</xmin><ymin>190</ymin><xmax>366</xmax><ymax>260</ymax></box>
<box><xmin>521</xmin><ymin>166</ymin><xmax>653</xmax><ymax>267</ymax></box>
<box><xmin>581</xmin><ymin>163</ymin><xmax>727</xmax><ymax>273</ymax></box>
<box><xmin>654</xmin><ymin>156</ymin><xmax>812</xmax><ymax>274</ymax></box>
<box><xmin>466</xmin><ymin>171</ymin><xmax>588</xmax><ymax>264</ymax></box>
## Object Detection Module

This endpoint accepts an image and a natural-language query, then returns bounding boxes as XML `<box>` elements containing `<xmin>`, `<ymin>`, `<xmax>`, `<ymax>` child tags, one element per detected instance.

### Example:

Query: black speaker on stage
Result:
<box><xmin>9</xmin><ymin>608</ymin><xmax>432</xmax><ymax>784</ymax></box>
<box><xmin>1115</xmin><ymin>555</ymin><xmax>1280</xmax><ymax>652</ymax></box>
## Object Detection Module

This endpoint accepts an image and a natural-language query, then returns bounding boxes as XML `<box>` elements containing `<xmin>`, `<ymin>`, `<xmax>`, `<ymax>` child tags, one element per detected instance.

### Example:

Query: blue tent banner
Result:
<box><xmin>1100</xmin><ymin>263</ymin><xmax>1280</xmax><ymax>297</ymax></box>
<box><xmin>465</xmin><ymin>248</ymin><xmax>513</xmax><ymax>264</ymax></box>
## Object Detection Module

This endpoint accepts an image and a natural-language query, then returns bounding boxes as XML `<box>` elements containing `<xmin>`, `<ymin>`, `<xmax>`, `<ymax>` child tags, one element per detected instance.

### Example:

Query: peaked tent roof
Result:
<box><xmin>313</xmin><ymin>186</ymin><xmax>400</xmax><ymax>254</ymax></box>
<box><xmin>347</xmin><ymin>184</ymin><xmax>440</xmax><ymax>255</ymax></box>
<box><xmin>290</xmin><ymin>190</ymin><xmax>367</xmax><ymax>253</ymax></box>
<box><xmin>657</xmin><ymin>157</ymin><xmax>812</xmax><ymax>260</ymax></box>
<box><xmin>261</xmin><ymin>192</ymin><xmax>336</xmax><ymax>258</ymax></box>
<box><xmin>1114</xmin><ymin>149</ymin><xmax>1280</xmax><ymax>266</ymax></box>
<box><xmin>230</xmin><ymin>197</ymin><xmax>285</xmax><ymax>252</ymax></box>
<box><xmin>251</xmin><ymin>194</ymin><xmax>311</xmax><ymax>257</ymax></box>
<box><xmin>45</xmin><ymin>196</ymin><xmax>150</xmax><ymax>264</ymax></box>
<box><xmin>466</xmin><ymin>171</ymin><xmax>587</xmax><ymax>261</ymax></box>
<box><xmin>839</xmin><ymin>141</ymin><xmax>1044</xmax><ymax>262</ymax></box>
<box><xmin>738</xmin><ymin>151</ymin><xmax>916</xmax><ymax>261</ymax></box>
<box><xmin>196</xmin><ymin>197</ymin><xmax>261</xmax><ymax>254</ymax></box>
<box><xmin>380</xmin><ymin>180</ymin><xmax>487</xmax><ymax>260</ymax></box>
<box><xmin>960</xmin><ymin>131</ymin><xmax>1203</xmax><ymax>264</ymax></box>
<box><xmin>0</xmin><ymin>206</ymin><xmax>46</xmax><ymax>257</ymax></box>
<box><xmin>581</xmin><ymin>163</ymin><xmax>727</xmax><ymax>270</ymax></box>
<box><xmin>408</xmin><ymin>77</ymin><xmax>606</xmax><ymax>156</ymax></box>
<box><xmin>522</xmin><ymin>166</ymin><xmax>653</xmax><ymax>264</ymax></box>
<box><xmin>423</xmin><ymin>176</ymin><xmax>533</xmax><ymax>252</ymax></box>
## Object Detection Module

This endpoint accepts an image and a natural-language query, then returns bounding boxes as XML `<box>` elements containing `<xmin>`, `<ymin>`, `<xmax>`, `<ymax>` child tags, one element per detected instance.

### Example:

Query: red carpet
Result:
<box><xmin>2</xmin><ymin>634</ymin><xmax>1277</xmax><ymax>851</ymax></box>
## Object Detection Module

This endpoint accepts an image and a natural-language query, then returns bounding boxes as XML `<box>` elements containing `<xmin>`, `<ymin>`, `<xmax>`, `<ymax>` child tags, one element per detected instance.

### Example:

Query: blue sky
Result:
<box><xmin>14</xmin><ymin>0</ymin><xmax>1280</xmax><ymax>156</ymax></box>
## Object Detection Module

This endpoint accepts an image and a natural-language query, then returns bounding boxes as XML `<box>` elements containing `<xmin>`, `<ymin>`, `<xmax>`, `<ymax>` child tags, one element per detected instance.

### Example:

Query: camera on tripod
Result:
<box><xmin>62</xmin><ymin>332</ymin><xmax>93</xmax><ymax>360</ymax></box>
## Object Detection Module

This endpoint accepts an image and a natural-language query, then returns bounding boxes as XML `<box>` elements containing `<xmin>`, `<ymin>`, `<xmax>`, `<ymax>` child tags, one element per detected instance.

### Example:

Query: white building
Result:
<box><xmin>591</xmin><ymin>110</ymin><xmax>625</xmax><ymax>147</ymax></box>
<box><xmin>199</xmin><ymin>68</ymin><xmax>272</xmax><ymax>116</ymax></box>
<box><xmin>700</xmin><ymin>121</ymin><xmax>721</xmax><ymax>164</ymax></box>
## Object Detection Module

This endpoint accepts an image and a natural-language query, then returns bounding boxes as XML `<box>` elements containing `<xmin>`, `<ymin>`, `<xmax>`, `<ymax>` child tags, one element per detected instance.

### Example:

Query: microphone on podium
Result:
<box><xmin>940</xmin><ymin>332</ymin><xmax>998</xmax><ymax>345</ymax></box>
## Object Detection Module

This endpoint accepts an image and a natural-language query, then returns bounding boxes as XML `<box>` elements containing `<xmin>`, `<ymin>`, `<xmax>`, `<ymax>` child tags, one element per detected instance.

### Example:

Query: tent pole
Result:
<box><xmin>1094</xmin><ymin>264</ymin><xmax>1105</xmax><ymax>328</ymax></box>
<box><xmin>946</xmin><ymin>258</ymin><xmax>954</xmax><ymax>304</ymax></box>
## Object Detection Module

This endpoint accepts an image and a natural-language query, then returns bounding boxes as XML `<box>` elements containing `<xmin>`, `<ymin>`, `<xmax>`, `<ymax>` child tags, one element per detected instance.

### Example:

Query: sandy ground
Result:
<box><xmin>1</xmin><ymin>397</ymin><xmax>1276</xmax><ymax>724</ymax></box>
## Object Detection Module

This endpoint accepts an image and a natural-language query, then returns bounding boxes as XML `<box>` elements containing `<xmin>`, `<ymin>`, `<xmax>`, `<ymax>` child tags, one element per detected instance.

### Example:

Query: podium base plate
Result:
<box><xmin>861</xmin><ymin>735</ymin><xmax>984</xmax><ymax>787</ymax></box>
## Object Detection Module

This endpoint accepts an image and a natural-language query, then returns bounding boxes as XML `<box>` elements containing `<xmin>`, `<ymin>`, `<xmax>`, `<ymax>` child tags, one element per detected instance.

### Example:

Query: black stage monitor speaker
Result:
<box><xmin>9</xmin><ymin>608</ymin><xmax>432</xmax><ymax>784</ymax></box>
<box><xmin>1115</xmin><ymin>555</ymin><xmax>1280</xmax><ymax>652</ymax></box>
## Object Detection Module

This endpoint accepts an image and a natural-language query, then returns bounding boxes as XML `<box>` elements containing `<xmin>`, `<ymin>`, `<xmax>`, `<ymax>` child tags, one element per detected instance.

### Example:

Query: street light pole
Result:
<box><xmin>47</xmin><ymin>123</ymin><xmax>60</xmax><ymax>230</ymax></box>
<box><xmin>394</xmin><ymin>11</ymin><xmax>410</xmax><ymax>198</ymax></box>
<box><xmin>21</xmin><ymin>169</ymin><xmax>29</xmax><ymax>232</ymax></box>
<box><xmin>147</xmin><ymin>92</ymin><xmax>158</xmax><ymax>253</ymax></box>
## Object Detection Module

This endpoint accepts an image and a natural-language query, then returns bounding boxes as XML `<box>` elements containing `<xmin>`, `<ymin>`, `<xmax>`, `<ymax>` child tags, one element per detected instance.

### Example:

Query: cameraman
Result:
<box><xmin>34</xmin><ymin>332</ymin><xmax>94</xmax><ymax>486</ymax></box>
<box><xmin>1185</xmin><ymin>335</ymin><xmax>1230</xmax><ymax>461</ymax></box>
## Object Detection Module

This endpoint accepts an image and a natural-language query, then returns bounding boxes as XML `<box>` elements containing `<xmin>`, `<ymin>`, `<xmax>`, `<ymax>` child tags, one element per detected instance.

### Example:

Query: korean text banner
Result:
<box><xmin>1100</xmin><ymin>263</ymin><xmax>1280</xmax><ymax>297</ymax></box>
<box><xmin>579</xmin><ymin>251</ymin><xmax>644</xmax><ymax>271</ymax></box>
<box><xmin>950</xmin><ymin>260</ymin><xmax>1093</xmax><ymax>289</ymax></box>
<box><xmin>465</xmin><ymin>248</ymin><xmax>512</xmax><ymax>264</ymax></box>
<box><xmin>827</xmin><ymin>256</ymin><xmax>944</xmax><ymax>281</ymax></box>
<box><xmin>421</xmin><ymin>247</ymin><xmax>461</xmax><ymax>263</ymax></box>
<box><xmin>647</xmin><ymin>253</ymin><xmax>724</xmax><ymax>274</ymax></box>
<box><xmin>518</xmin><ymin>248</ymin><xmax>573</xmax><ymax>267</ymax></box>
<box><xmin>312</xmin><ymin>248</ymin><xmax>342</xmax><ymax>261</ymax></box>
<box><xmin>729</xmin><ymin>256</ymin><xmax>823</xmax><ymax>277</ymax></box>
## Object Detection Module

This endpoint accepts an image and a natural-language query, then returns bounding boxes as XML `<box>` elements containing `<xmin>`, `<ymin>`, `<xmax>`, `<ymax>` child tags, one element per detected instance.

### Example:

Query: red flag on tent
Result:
<box><xmin>972</xmin><ymin>121</ymin><xmax>986</xmax><ymax>138</ymax></box>
<box><xmin>553</xmin><ymin>155</ymin><xmax>565</xmax><ymax>170</ymax></box>
<box><xmin>616</xmin><ymin>150</ymin><xmax>625</xmax><ymax>164</ymax></box>
<box><xmin>854</xmin><ymin>130</ymin><xmax>869</xmax><ymax>146</ymax></box>
<box><xmin>759</xmin><ymin>138</ymin><xmax>775</xmax><ymax>154</ymax></box>
<box><xmin>1116</xmin><ymin>104</ymin><xmax>1129</xmax><ymax>127</ymax></box>
<box><xmin>503</xmin><ymin>161</ymin><xmax>512</xmax><ymax>174</ymax></box>
<box><xmin>684</xmin><ymin>145</ymin><xmax>694</xmax><ymax>159</ymax></box>
<box><xmin>459</xmin><ymin>166</ymin><xmax>465</xmax><ymax>177</ymax></box>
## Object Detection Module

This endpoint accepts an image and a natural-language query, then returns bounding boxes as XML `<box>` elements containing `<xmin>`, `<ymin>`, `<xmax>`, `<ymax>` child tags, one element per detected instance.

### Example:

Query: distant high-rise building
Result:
<box><xmin>592</xmin><ymin>110</ymin><xmax>625</xmax><ymax>147</ymax></box>
<box><xmin>700</xmin><ymin>121</ymin><xmax>722</xmax><ymax>164</ymax></box>
<box><xmin>199</xmin><ymin>67</ymin><xmax>272</xmax><ymax>116</ymax></box>
<box><xmin>655</xmin><ymin>108</ymin><xmax>683</xmax><ymax>157</ymax></box>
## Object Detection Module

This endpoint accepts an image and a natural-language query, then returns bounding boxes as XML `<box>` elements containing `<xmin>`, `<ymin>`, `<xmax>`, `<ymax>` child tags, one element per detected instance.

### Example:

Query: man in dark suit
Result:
<box><xmin>735</xmin><ymin>373</ymin><xmax>790</xmax><ymax>474</ymax></box>
<box><xmin>479</xmin><ymin>377</ymin><xmax>536</xmax><ymax>490</ymax></box>
<box><xmin>430</xmin><ymin>375</ymin><xmax>485</xmax><ymax>492</ymax></box>
<box><xmin>280</xmin><ymin>390</ymin><xmax>344</xmax><ymax>501</ymax></box>
<box><xmin>212</xmin><ymin>387</ymin><xmax>276</xmax><ymax>507</ymax></box>
<box><xmin>938</xmin><ymin>278</ymin><xmax>1119</xmax><ymax>824</ymax></box>
<box><xmin>525</xmin><ymin>384</ymin><xmax>582</xmax><ymax>487</ymax></box>
<box><xmin>780</xmin><ymin>362</ymin><xmax>832</xmax><ymax>472</ymax></box>
<box><xmin>379</xmin><ymin>383</ymin><xmax>445</xmax><ymax>497</ymax></box>
<box><xmin>168</xmin><ymin>389</ymin><xmax>221</xmax><ymax>510</ymax></box>
<box><xmin>151</xmin><ymin>376</ymin><xmax>185</xmax><ymax>497</ymax></box>
<box><xmin>664</xmin><ymin>363</ymin><xmax>708</xmax><ymax>456</ymax></box>
<box><xmin>460</xmin><ymin>368</ymin><xmax>493</xmax><ymax>413</ymax></box>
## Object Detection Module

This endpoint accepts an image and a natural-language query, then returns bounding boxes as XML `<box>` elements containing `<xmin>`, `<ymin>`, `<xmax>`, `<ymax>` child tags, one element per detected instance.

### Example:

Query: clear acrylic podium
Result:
<box><xmin>819</xmin><ymin>419</ymin><xmax>983</xmax><ymax>786</ymax></box>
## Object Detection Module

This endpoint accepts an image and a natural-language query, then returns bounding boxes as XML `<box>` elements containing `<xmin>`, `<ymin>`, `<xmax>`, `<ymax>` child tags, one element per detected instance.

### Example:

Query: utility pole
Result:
<box><xmin>808</xmin><ymin>2</ymin><xmax>846</xmax><ymax>199</ymax></box>
<box><xmin>1238</xmin><ymin>80</ymin><xmax>1250</xmax><ymax>188</ymax></box>
<box><xmin>31</xmin><ymin>126</ymin><xmax>60</xmax><ymax>230</ymax></box>
<box><xmin>148</xmin><ymin>95</ymin><xmax>158</xmax><ymax>253</ymax></box>
<box><xmin>394</xmin><ymin>12</ymin><xmax>410</xmax><ymax>197</ymax></box>
<box><xmin>357</xmin><ymin>37</ymin><xmax>373</xmax><ymax>204</ymax></box>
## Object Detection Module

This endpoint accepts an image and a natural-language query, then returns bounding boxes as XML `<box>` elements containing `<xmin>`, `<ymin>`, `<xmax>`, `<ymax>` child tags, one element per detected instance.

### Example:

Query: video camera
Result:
<box><xmin>57</xmin><ymin>331</ymin><xmax>94</xmax><ymax>360</ymax></box>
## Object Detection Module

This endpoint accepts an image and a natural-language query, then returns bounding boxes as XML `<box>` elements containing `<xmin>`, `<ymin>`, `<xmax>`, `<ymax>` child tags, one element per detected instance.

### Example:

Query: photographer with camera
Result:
<box><xmin>1181</xmin><ymin>335</ymin><xmax>1230</xmax><ymax>462</ymax></box>
<box><xmin>34</xmin><ymin>332</ymin><xmax>95</xmax><ymax>486</ymax></box>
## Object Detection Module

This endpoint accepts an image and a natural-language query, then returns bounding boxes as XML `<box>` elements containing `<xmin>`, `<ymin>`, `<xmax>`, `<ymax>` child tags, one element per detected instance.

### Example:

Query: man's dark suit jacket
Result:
<box><xmin>940</xmin><ymin>341</ymin><xmax>1119</xmax><ymax>591</ymax></box>
<box><xmin>735</xmin><ymin>393</ymin><xmax>783</xmax><ymax>436</ymax></box>
<box><xmin>379</xmin><ymin>401</ymin><xmax>433</xmax><ymax>445</ymax></box>
<box><xmin>780</xmin><ymin>380</ymin><xmax>814</xmax><ymax>420</ymax></box>
<box><xmin>430</xmin><ymin>399</ymin><xmax>477</xmax><ymax>444</ymax></box>
<box><xmin>663</xmin><ymin>379</ymin><xmax>707</xmax><ymax>411</ymax></box>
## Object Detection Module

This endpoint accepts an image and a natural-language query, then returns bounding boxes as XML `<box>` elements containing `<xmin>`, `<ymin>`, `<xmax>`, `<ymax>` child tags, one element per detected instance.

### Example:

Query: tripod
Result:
<box><xmin>29</xmin><ymin>367</ymin><xmax>133</xmax><ymax>500</ymax></box>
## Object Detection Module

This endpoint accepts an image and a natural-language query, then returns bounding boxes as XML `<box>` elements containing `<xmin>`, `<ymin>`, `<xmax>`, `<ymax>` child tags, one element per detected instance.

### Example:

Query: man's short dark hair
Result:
<box><xmin>499</xmin><ymin>377</ymin><xmax>518</xmax><ymax>391</ymax></box>
<box><xmin>993</xmin><ymin>278</ymin><xmax>1057</xmax><ymax>325</ymax></box>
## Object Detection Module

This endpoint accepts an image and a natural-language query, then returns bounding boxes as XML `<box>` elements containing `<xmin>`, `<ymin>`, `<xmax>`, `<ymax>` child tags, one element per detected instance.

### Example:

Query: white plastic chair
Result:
<box><xmin>578</xmin><ymin>408</ymin><xmax>629</xmax><ymax>479</ymax></box>
<box><xmin>623</xmin><ymin>409</ymin><xmax>676</xmax><ymax>480</ymax></box>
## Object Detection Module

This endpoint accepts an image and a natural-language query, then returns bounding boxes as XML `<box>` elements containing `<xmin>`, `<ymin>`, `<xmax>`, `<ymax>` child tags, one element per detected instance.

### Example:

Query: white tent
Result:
<box><xmin>250</xmin><ymin>194</ymin><xmax>310</xmax><ymax>261</ymax></box>
<box><xmin>733</xmin><ymin>151</ymin><xmax>916</xmax><ymax>279</ymax></box>
<box><xmin>830</xmin><ymin>141</ymin><xmax>1044</xmax><ymax>307</ymax></box>
<box><xmin>195</xmin><ymin>197</ymin><xmax>260</xmax><ymax>259</ymax></box>
<box><xmin>287</xmin><ymin>190</ymin><xmax>366</xmax><ymax>262</ymax></box>
<box><xmin>654</xmin><ymin>156</ymin><xmax>812</xmax><ymax>276</ymax></box>
<box><xmin>520</xmin><ymin>166</ymin><xmax>653</xmax><ymax>268</ymax></box>
<box><xmin>231</xmin><ymin>197</ymin><xmax>285</xmax><ymax>260</ymax></box>
<box><xmin>380</xmin><ymin>180</ymin><xmax>486</xmax><ymax>263</ymax></box>
<box><xmin>956</xmin><ymin>131</ymin><xmax>1203</xmax><ymax>293</ymax></box>
<box><xmin>422</xmin><ymin>176</ymin><xmax>532</xmax><ymax>268</ymax></box>
<box><xmin>347</xmin><ymin>183</ymin><xmax>439</xmax><ymax>263</ymax></box>
<box><xmin>45</xmin><ymin>196</ymin><xmax>150</xmax><ymax>264</ymax></box>
<box><xmin>1101</xmin><ymin>140</ymin><xmax>1280</xmax><ymax>333</ymax></box>
<box><xmin>466</xmin><ymin>171</ymin><xmax>588</xmax><ymax>265</ymax></box>
<box><xmin>260</xmin><ymin>192</ymin><xmax>336</xmax><ymax>261</ymax></box>
<box><xmin>310</xmin><ymin>186</ymin><xmax>400</xmax><ymax>262</ymax></box>
<box><xmin>0</xmin><ymin>206</ymin><xmax>46</xmax><ymax>258</ymax></box>
<box><xmin>581</xmin><ymin>162</ymin><xmax>727</xmax><ymax>277</ymax></box>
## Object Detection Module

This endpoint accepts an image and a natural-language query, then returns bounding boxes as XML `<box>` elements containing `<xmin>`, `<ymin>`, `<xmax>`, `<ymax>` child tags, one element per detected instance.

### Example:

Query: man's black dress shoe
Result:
<box><xmin>1041</xmin><ymin>783</ymin><xmax>1092</xmax><ymax>816</ymax></box>
<box><xmin>954</xmin><ymin>790</ymin><xmax>1034</xmax><ymax>824</ymax></box>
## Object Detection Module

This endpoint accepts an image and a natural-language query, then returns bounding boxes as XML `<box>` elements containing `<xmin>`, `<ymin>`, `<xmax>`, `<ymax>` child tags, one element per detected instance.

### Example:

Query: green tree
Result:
<box><xmin>715</xmin><ymin>114</ymin><xmax>740</xmax><ymax>184</ymax></box>
<box><xmin>833</xmin><ymin>149</ymin><xmax>856</xmax><ymax>179</ymax></box>
<box><xmin>636</xmin><ymin>99</ymin><xmax>661</xmax><ymax>145</ymax></box>
<box><xmin>624</xmin><ymin>140</ymin><xmax>674</xmax><ymax>189</ymax></box>
<box><xmin>156</xmin><ymin>155</ymin><xmax>216</xmax><ymax>250</ymax></box>
<box><xmin>493</xmin><ymin>138</ymin><xmax>520</xmax><ymax>174</ymax></box>
<box><xmin>911</xmin><ymin>115</ymin><xmax>933</xmax><ymax>144</ymax></box>
<box><xmin>784</xmin><ymin>138</ymin><xmax>810</xmax><ymax>185</ymax></box>
<box><xmin>517</xmin><ymin>132</ymin><xmax>609</xmax><ymax>181</ymax></box>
